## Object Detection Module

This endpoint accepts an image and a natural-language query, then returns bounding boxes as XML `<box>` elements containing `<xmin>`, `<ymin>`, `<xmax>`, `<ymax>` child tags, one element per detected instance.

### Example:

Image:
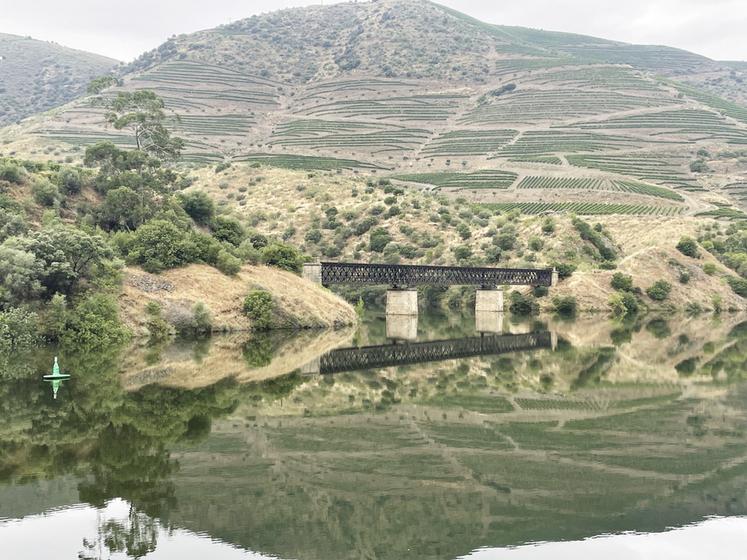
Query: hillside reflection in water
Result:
<box><xmin>2</xmin><ymin>309</ymin><xmax>747</xmax><ymax>560</ymax></box>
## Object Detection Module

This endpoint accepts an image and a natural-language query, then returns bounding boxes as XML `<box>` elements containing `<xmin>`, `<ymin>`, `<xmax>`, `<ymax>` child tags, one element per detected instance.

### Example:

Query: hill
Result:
<box><xmin>0</xmin><ymin>33</ymin><xmax>117</xmax><ymax>127</ymax></box>
<box><xmin>1</xmin><ymin>0</ymin><xmax>746</xmax><ymax>218</ymax></box>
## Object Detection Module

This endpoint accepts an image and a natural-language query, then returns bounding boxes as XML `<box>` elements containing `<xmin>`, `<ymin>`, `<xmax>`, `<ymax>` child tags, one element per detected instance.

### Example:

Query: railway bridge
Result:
<box><xmin>303</xmin><ymin>262</ymin><xmax>557</xmax><ymax>315</ymax></box>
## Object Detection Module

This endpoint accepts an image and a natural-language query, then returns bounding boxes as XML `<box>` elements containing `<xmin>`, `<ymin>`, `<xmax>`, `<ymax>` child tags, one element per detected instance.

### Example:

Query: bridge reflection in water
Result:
<box><xmin>302</xmin><ymin>330</ymin><xmax>555</xmax><ymax>375</ymax></box>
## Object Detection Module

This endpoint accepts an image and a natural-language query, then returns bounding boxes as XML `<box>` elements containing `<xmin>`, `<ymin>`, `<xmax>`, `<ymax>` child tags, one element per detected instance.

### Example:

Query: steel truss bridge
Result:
<box><xmin>317</xmin><ymin>331</ymin><xmax>553</xmax><ymax>375</ymax></box>
<box><xmin>319</xmin><ymin>262</ymin><xmax>553</xmax><ymax>288</ymax></box>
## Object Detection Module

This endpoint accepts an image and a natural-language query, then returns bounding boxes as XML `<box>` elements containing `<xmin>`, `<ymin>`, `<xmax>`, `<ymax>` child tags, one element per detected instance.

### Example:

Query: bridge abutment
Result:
<box><xmin>475</xmin><ymin>288</ymin><xmax>504</xmax><ymax>313</ymax></box>
<box><xmin>302</xmin><ymin>263</ymin><xmax>322</xmax><ymax>284</ymax></box>
<box><xmin>386</xmin><ymin>289</ymin><xmax>418</xmax><ymax>316</ymax></box>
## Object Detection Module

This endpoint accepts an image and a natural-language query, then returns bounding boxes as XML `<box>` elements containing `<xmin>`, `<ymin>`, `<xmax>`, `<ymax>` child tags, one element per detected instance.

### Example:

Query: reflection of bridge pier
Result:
<box><xmin>386</xmin><ymin>313</ymin><xmax>418</xmax><ymax>340</ymax></box>
<box><xmin>476</xmin><ymin>311</ymin><xmax>504</xmax><ymax>334</ymax></box>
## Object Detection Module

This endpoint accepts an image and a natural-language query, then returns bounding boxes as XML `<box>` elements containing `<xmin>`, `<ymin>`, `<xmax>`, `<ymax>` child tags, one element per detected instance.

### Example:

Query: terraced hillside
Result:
<box><xmin>2</xmin><ymin>0</ymin><xmax>747</xmax><ymax>216</ymax></box>
<box><xmin>0</xmin><ymin>33</ymin><xmax>117</xmax><ymax>126</ymax></box>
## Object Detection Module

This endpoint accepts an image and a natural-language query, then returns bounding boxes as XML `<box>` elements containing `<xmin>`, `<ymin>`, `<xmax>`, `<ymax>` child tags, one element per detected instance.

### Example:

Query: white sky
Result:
<box><xmin>0</xmin><ymin>0</ymin><xmax>745</xmax><ymax>63</ymax></box>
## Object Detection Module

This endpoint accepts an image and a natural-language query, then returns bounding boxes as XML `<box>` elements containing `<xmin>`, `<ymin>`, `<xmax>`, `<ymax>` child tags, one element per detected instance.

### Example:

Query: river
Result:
<box><xmin>2</xmin><ymin>308</ymin><xmax>747</xmax><ymax>559</ymax></box>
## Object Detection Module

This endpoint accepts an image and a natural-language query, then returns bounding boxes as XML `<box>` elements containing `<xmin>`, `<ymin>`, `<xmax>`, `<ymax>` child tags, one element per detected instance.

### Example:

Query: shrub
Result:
<box><xmin>727</xmin><ymin>276</ymin><xmax>747</xmax><ymax>298</ymax></box>
<box><xmin>57</xmin><ymin>167</ymin><xmax>82</xmax><ymax>195</ymax></box>
<box><xmin>456</xmin><ymin>223</ymin><xmax>471</xmax><ymax>240</ymax></box>
<box><xmin>646</xmin><ymin>280</ymin><xmax>672</xmax><ymax>301</ymax></box>
<box><xmin>552</xmin><ymin>262</ymin><xmax>577</xmax><ymax>279</ymax></box>
<box><xmin>145</xmin><ymin>302</ymin><xmax>171</xmax><ymax>342</ymax></box>
<box><xmin>676</xmin><ymin>236</ymin><xmax>699</xmax><ymax>258</ymax></box>
<box><xmin>573</xmin><ymin>217</ymin><xmax>617</xmax><ymax>261</ymax></box>
<box><xmin>610</xmin><ymin>292</ymin><xmax>639</xmax><ymax>316</ymax></box>
<box><xmin>31</xmin><ymin>178</ymin><xmax>59</xmax><ymax>207</ymax></box>
<box><xmin>215</xmin><ymin>250</ymin><xmax>242</xmax><ymax>275</ymax></box>
<box><xmin>0</xmin><ymin>162</ymin><xmax>24</xmax><ymax>184</ymax></box>
<box><xmin>190</xmin><ymin>302</ymin><xmax>212</xmax><ymax>334</ymax></box>
<box><xmin>541</xmin><ymin>217</ymin><xmax>555</xmax><ymax>235</ymax></box>
<box><xmin>528</xmin><ymin>237</ymin><xmax>543</xmax><ymax>251</ymax></box>
<box><xmin>261</xmin><ymin>243</ymin><xmax>304</xmax><ymax>272</ymax></box>
<box><xmin>702</xmin><ymin>262</ymin><xmax>717</xmax><ymax>275</ymax></box>
<box><xmin>180</xmin><ymin>191</ymin><xmax>215</xmax><ymax>224</ymax></box>
<box><xmin>369</xmin><ymin>227</ymin><xmax>391</xmax><ymax>253</ymax></box>
<box><xmin>509</xmin><ymin>291</ymin><xmax>538</xmax><ymax>315</ymax></box>
<box><xmin>552</xmin><ymin>295</ymin><xmax>577</xmax><ymax>316</ymax></box>
<box><xmin>211</xmin><ymin>216</ymin><xmax>245</xmax><ymax>246</ymax></box>
<box><xmin>452</xmin><ymin>245</ymin><xmax>472</xmax><ymax>260</ymax></box>
<box><xmin>243</xmin><ymin>290</ymin><xmax>274</xmax><ymax>330</ymax></box>
<box><xmin>610</xmin><ymin>272</ymin><xmax>634</xmax><ymax>292</ymax></box>
<box><xmin>679</xmin><ymin>270</ymin><xmax>691</xmax><ymax>284</ymax></box>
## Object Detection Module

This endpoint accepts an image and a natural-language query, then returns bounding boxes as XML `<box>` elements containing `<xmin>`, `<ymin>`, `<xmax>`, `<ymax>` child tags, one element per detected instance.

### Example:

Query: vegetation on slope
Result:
<box><xmin>0</xmin><ymin>33</ymin><xmax>117</xmax><ymax>126</ymax></box>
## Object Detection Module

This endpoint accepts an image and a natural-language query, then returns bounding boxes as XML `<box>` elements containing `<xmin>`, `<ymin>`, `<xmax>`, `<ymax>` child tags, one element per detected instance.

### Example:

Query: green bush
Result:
<box><xmin>369</xmin><ymin>227</ymin><xmax>391</xmax><ymax>253</ymax></box>
<box><xmin>676</xmin><ymin>236</ymin><xmax>699</xmax><ymax>258</ymax></box>
<box><xmin>452</xmin><ymin>245</ymin><xmax>472</xmax><ymax>260</ymax></box>
<box><xmin>31</xmin><ymin>178</ymin><xmax>59</xmax><ymax>207</ymax></box>
<box><xmin>215</xmin><ymin>250</ymin><xmax>242</xmax><ymax>275</ymax></box>
<box><xmin>646</xmin><ymin>280</ymin><xmax>672</xmax><ymax>301</ymax></box>
<box><xmin>552</xmin><ymin>262</ymin><xmax>577</xmax><ymax>279</ymax></box>
<box><xmin>180</xmin><ymin>191</ymin><xmax>215</xmax><ymax>224</ymax></box>
<box><xmin>609</xmin><ymin>292</ymin><xmax>639</xmax><ymax>316</ymax></box>
<box><xmin>727</xmin><ymin>276</ymin><xmax>747</xmax><ymax>298</ymax></box>
<box><xmin>610</xmin><ymin>272</ymin><xmax>634</xmax><ymax>292</ymax></box>
<box><xmin>552</xmin><ymin>295</ymin><xmax>577</xmax><ymax>316</ymax></box>
<box><xmin>57</xmin><ymin>167</ymin><xmax>83</xmax><ymax>195</ymax></box>
<box><xmin>243</xmin><ymin>290</ymin><xmax>274</xmax><ymax>330</ymax></box>
<box><xmin>573</xmin><ymin>217</ymin><xmax>617</xmax><ymax>261</ymax></box>
<box><xmin>528</xmin><ymin>237</ymin><xmax>543</xmax><ymax>251</ymax></box>
<box><xmin>541</xmin><ymin>217</ymin><xmax>555</xmax><ymax>235</ymax></box>
<box><xmin>0</xmin><ymin>162</ymin><xmax>24</xmax><ymax>184</ymax></box>
<box><xmin>305</xmin><ymin>229</ymin><xmax>322</xmax><ymax>244</ymax></box>
<box><xmin>261</xmin><ymin>243</ymin><xmax>304</xmax><ymax>273</ymax></box>
<box><xmin>211</xmin><ymin>216</ymin><xmax>245</xmax><ymax>246</ymax></box>
<box><xmin>702</xmin><ymin>262</ymin><xmax>717</xmax><ymax>275</ymax></box>
<box><xmin>509</xmin><ymin>291</ymin><xmax>538</xmax><ymax>315</ymax></box>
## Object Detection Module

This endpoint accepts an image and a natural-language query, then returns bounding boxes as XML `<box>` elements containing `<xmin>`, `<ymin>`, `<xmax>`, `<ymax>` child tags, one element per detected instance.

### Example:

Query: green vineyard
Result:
<box><xmin>573</xmin><ymin>109</ymin><xmax>747</xmax><ymax>144</ymax></box>
<box><xmin>233</xmin><ymin>153</ymin><xmax>386</xmax><ymax>171</ymax></box>
<box><xmin>421</xmin><ymin>129</ymin><xmax>518</xmax><ymax>157</ymax></box>
<box><xmin>517</xmin><ymin>176</ymin><xmax>683</xmax><ymax>201</ymax></box>
<box><xmin>301</xmin><ymin>94</ymin><xmax>468</xmax><ymax>122</ymax></box>
<box><xmin>567</xmin><ymin>153</ymin><xmax>697</xmax><ymax>187</ymax></box>
<box><xmin>498</xmin><ymin>130</ymin><xmax>643</xmax><ymax>156</ymax></box>
<box><xmin>483</xmin><ymin>202</ymin><xmax>683</xmax><ymax>215</ymax></box>
<box><xmin>392</xmin><ymin>170</ymin><xmax>518</xmax><ymax>189</ymax></box>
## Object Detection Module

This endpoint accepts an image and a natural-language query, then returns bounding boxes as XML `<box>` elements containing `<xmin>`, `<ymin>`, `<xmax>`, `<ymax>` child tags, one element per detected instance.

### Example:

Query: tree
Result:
<box><xmin>99</xmin><ymin>186</ymin><xmax>152</xmax><ymax>231</ymax></box>
<box><xmin>8</xmin><ymin>225</ymin><xmax>114</xmax><ymax>298</ymax></box>
<box><xmin>210</xmin><ymin>216</ymin><xmax>245</xmax><ymax>246</ymax></box>
<box><xmin>104</xmin><ymin>91</ymin><xmax>184</xmax><ymax>161</ymax></box>
<box><xmin>128</xmin><ymin>219</ymin><xmax>192</xmax><ymax>272</ymax></box>
<box><xmin>87</xmin><ymin>75</ymin><xmax>120</xmax><ymax>95</ymax></box>
<box><xmin>0</xmin><ymin>245</ymin><xmax>44</xmax><ymax>306</ymax></box>
<box><xmin>243</xmin><ymin>290</ymin><xmax>274</xmax><ymax>330</ymax></box>
<box><xmin>369</xmin><ymin>227</ymin><xmax>391</xmax><ymax>253</ymax></box>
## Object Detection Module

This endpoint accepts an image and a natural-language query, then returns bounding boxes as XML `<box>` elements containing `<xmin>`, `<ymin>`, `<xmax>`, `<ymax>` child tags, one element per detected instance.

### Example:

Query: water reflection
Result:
<box><xmin>2</xmin><ymin>310</ymin><xmax>747</xmax><ymax>559</ymax></box>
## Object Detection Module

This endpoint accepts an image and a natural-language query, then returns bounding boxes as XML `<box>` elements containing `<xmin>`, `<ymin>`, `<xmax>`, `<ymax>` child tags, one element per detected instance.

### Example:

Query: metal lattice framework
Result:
<box><xmin>320</xmin><ymin>262</ymin><xmax>553</xmax><ymax>287</ymax></box>
<box><xmin>318</xmin><ymin>332</ymin><xmax>552</xmax><ymax>375</ymax></box>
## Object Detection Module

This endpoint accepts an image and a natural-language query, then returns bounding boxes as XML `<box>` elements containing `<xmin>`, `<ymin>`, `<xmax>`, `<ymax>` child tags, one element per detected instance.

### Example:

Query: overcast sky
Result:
<box><xmin>1</xmin><ymin>0</ymin><xmax>745</xmax><ymax>63</ymax></box>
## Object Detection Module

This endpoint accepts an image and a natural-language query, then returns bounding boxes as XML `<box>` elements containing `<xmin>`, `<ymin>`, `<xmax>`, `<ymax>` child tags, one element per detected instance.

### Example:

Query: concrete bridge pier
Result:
<box><xmin>302</xmin><ymin>263</ymin><xmax>322</xmax><ymax>284</ymax></box>
<box><xmin>300</xmin><ymin>357</ymin><xmax>321</xmax><ymax>375</ymax></box>
<box><xmin>475</xmin><ymin>288</ymin><xmax>504</xmax><ymax>313</ymax></box>
<box><xmin>386</xmin><ymin>314</ymin><xmax>418</xmax><ymax>341</ymax></box>
<box><xmin>386</xmin><ymin>288</ymin><xmax>418</xmax><ymax>316</ymax></box>
<box><xmin>476</xmin><ymin>311</ymin><xmax>504</xmax><ymax>334</ymax></box>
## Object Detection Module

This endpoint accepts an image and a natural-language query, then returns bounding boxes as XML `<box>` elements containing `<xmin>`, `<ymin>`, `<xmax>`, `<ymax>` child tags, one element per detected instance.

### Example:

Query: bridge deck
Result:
<box><xmin>320</xmin><ymin>262</ymin><xmax>553</xmax><ymax>287</ymax></box>
<box><xmin>318</xmin><ymin>332</ymin><xmax>553</xmax><ymax>375</ymax></box>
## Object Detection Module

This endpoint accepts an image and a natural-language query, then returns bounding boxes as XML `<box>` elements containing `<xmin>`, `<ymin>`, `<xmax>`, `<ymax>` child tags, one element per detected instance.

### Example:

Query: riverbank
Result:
<box><xmin>118</xmin><ymin>264</ymin><xmax>358</xmax><ymax>337</ymax></box>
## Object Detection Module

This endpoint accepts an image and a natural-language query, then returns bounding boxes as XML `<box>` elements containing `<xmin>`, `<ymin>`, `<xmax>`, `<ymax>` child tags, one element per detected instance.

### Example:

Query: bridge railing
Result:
<box><xmin>318</xmin><ymin>262</ymin><xmax>554</xmax><ymax>287</ymax></box>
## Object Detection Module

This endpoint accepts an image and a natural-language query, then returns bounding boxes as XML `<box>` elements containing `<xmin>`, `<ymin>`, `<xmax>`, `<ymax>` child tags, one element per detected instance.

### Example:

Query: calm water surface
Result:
<box><xmin>2</xmin><ymin>309</ymin><xmax>747</xmax><ymax>559</ymax></box>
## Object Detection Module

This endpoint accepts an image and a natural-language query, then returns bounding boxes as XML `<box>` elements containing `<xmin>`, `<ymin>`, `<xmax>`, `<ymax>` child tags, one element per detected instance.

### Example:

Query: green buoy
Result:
<box><xmin>43</xmin><ymin>357</ymin><xmax>71</xmax><ymax>399</ymax></box>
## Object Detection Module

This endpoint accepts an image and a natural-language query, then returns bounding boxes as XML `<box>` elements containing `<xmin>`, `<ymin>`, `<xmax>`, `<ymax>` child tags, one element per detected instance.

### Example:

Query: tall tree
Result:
<box><xmin>105</xmin><ymin>91</ymin><xmax>184</xmax><ymax>162</ymax></box>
